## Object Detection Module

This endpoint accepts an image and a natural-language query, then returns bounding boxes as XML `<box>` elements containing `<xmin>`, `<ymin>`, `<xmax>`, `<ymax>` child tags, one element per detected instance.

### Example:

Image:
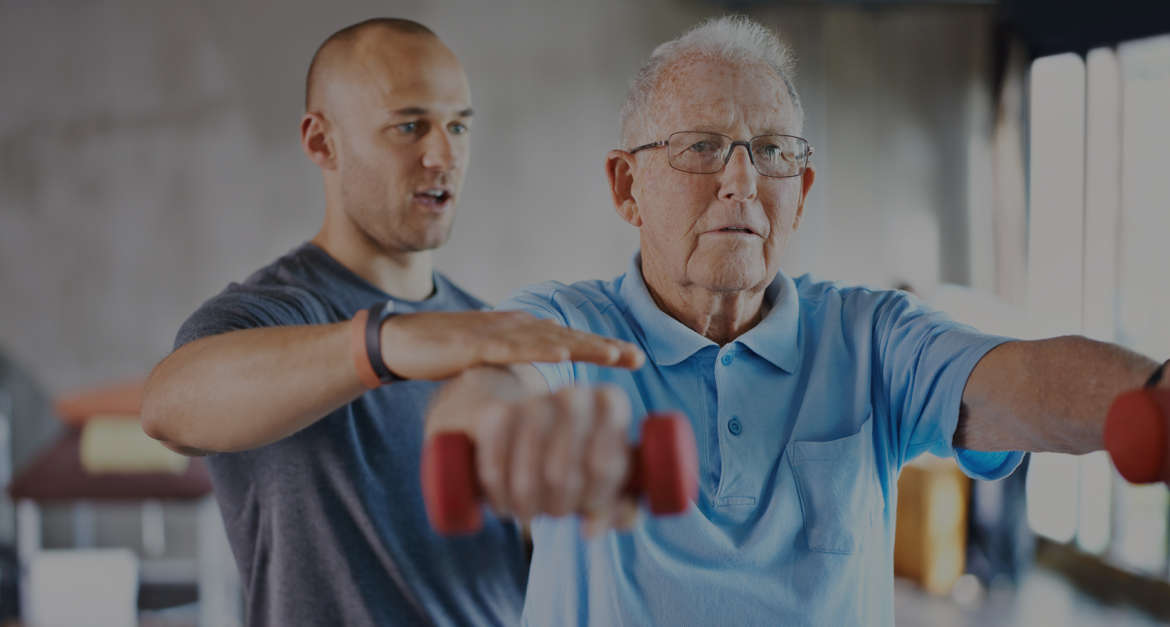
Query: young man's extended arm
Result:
<box><xmin>142</xmin><ymin>311</ymin><xmax>642</xmax><ymax>455</ymax></box>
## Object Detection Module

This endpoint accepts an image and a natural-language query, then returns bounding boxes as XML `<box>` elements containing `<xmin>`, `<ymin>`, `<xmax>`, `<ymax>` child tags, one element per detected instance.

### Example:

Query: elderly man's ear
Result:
<box><xmin>606</xmin><ymin>150</ymin><xmax>642</xmax><ymax>227</ymax></box>
<box><xmin>794</xmin><ymin>165</ymin><xmax>816</xmax><ymax>230</ymax></box>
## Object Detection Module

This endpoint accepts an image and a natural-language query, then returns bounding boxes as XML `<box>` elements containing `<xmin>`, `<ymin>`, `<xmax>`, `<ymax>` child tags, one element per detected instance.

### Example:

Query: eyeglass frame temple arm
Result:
<box><xmin>626</xmin><ymin>140</ymin><xmax>668</xmax><ymax>154</ymax></box>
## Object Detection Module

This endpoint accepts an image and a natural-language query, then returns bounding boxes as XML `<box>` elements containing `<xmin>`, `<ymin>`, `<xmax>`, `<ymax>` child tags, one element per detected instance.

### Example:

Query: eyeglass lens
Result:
<box><xmin>666</xmin><ymin>132</ymin><xmax>809</xmax><ymax>177</ymax></box>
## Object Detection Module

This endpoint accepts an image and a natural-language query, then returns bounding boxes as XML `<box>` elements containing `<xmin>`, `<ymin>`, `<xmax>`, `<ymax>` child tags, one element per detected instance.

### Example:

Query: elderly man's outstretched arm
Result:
<box><xmin>958</xmin><ymin>335</ymin><xmax>1163</xmax><ymax>453</ymax></box>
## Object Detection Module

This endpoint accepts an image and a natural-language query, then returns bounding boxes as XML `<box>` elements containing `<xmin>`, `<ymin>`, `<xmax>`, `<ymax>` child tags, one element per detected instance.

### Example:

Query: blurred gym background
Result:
<box><xmin>2</xmin><ymin>0</ymin><xmax>1169</xmax><ymax>625</ymax></box>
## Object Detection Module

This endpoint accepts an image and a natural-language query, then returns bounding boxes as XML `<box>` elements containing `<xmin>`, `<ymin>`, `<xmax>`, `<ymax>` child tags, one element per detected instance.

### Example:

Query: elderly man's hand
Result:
<box><xmin>428</xmin><ymin>373</ymin><xmax>639</xmax><ymax>536</ymax></box>
<box><xmin>478</xmin><ymin>384</ymin><xmax>637</xmax><ymax>535</ymax></box>
<box><xmin>381</xmin><ymin>311</ymin><xmax>644</xmax><ymax>380</ymax></box>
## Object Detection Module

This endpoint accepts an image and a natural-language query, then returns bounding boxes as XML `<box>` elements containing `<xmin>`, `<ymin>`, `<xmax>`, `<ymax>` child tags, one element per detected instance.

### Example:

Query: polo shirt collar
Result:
<box><xmin>617</xmin><ymin>252</ymin><xmax>800</xmax><ymax>372</ymax></box>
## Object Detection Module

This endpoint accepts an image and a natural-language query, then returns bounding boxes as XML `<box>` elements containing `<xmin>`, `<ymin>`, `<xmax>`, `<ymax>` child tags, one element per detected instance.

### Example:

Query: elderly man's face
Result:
<box><xmin>612</xmin><ymin>58</ymin><xmax>814</xmax><ymax>295</ymax></box>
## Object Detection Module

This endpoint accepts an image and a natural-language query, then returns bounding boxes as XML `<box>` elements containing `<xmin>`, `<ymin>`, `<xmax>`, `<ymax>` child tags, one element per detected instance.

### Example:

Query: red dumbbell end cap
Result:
<box><xmin>1104</xmin><ymin>389</ymin><xmax>1167</xmax><ymax>484</ymax></box>
<box><xmin>421</xmin><ymin>433</ymin><xmax>483</xmax><ymax>535</ymax></box>
<box><xmin>639</xmin><ymin>413</ymin><xmax>699</xmax><ymax>515</ymax></box>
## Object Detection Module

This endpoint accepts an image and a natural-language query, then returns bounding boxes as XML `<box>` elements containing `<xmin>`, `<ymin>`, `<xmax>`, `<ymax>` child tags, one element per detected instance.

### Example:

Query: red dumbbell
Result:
<box><xmin>421</xmin><ymin>412</ymin><xmax>699</xmax><ymax>535</ymax></box>
<box><xmin>1104</xmin><ymin>386</ymin><xmax>1170</xmax><ymax>484</ymax></box>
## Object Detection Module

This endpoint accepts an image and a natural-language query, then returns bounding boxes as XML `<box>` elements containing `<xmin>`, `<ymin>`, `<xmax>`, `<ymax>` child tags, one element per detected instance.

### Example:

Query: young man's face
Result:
<box><xmin>329</xmin><ymin>34</ymin><xmax>473</xmax><ymax>254</ymax></box>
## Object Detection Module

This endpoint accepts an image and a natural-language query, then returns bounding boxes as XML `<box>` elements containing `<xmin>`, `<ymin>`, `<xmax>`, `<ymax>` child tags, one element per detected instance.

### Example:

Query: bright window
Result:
<box><xmin>1024</xmin><ymin>35</ymin><xmax>1170</xmax><ymax>578</ymax></box>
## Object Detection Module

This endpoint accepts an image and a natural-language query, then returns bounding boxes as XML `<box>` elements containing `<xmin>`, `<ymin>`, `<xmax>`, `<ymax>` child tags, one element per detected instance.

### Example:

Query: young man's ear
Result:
<box><xmin>300</xmin><ymin>112</ymin><xmax>337</xmax><ymax>170</ymax></box>
<box><xmin>606</xmin><ymin>150</ymin><xmax>642</xmax><ymax>227</ymax></box>
<box><xmin>792</xmin><ymin>164</ymin><xmax>816</xmax><ymax>230</ymax></box>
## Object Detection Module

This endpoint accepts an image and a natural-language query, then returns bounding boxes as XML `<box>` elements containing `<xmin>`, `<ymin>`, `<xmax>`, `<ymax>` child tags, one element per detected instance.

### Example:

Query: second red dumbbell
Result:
<box><xmin>1105</xmin><ymin>386</ymin><xmax>1170</xmax><ymax>484</ymax></box>
<box><xmin>421</xmin><ymin>412</ymin><xmax>699</xmax><ymax>535</ymax></box>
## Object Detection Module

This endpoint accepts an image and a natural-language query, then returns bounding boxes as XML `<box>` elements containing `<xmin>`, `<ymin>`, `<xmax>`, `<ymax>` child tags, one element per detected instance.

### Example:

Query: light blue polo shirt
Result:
<box><xmin>500</xmin><ymin>253</ymin><xmax>1023</xmax><ymax>626</ymax></box>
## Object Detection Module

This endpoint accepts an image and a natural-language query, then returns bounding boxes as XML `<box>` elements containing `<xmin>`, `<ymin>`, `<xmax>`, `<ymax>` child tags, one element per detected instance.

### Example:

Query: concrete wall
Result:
<box><xmin>0</xmin><ymin>0</ymin><xmax>993</xmax><ymax>549</ymax></box>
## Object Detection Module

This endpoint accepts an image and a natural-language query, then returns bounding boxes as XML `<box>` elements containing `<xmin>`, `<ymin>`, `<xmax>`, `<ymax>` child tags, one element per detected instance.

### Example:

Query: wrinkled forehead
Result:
<box><xmin>647</xmin><ymin>58</ymin><xmax>800</xmax><ymax>139</ymax></box>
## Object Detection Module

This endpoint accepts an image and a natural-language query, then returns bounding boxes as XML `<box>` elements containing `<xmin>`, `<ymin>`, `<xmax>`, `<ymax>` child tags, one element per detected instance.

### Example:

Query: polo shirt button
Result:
<box><xmin>728</xmin><ymin>417</ymin><xmax>742</xmax><ymax>436</ymax></box>
<box><xmin>721</xmin><ymin>354</ymin><xmax>733</xmax><ymax>366</ymax></box>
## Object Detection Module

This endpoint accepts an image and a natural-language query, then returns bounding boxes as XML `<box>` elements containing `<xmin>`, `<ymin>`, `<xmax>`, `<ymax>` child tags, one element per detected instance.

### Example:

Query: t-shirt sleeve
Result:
<box><xmin>174</xmin><ymin>284</ymin><xmax>332</xmax><ymax>351</ymax></box>
<box><xmin>873</xmin><ymin>290</ymin><xmax>1024</xmax><ymax>480</ymax></box>
<box><xmin>497</xmin><ymin>283</ymin><xmax>576</xmax><ymax>391</ymax></box>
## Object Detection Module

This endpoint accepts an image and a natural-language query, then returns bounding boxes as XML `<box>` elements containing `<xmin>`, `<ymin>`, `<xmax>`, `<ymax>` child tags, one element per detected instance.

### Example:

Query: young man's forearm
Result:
<box><xmin>143</xmin><ymin>311</ymin><xmax>643</xmax><ymax>455</ymax></box>
<box><xmin>958</xmin><ymin>335</ymin><xmax>1160</xmax><ymax>453</ymax></box>
<box><xmin>142</xmin><ymin>323</ymin><xmax>366</xmax><ymax>454</ymax></box>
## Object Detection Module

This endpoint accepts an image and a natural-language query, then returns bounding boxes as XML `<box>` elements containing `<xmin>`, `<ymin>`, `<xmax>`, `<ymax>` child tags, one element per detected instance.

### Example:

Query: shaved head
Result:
<box><xmin>299</xmin><ymin>17</ymin><xmax>473</xmax><ymax>261</ymax></box>
<box><xmin>305</xmin><ymin>18</ymin><xmax>437</xmax><ymax>112</ymax></box>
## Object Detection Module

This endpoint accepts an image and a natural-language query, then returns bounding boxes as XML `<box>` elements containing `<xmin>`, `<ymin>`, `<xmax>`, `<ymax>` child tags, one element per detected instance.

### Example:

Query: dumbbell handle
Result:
<box><xmin>1104</xmin><ymin>387</ymin><xmax>1170</xmax><ymax>484</ymax></box>
<box><xmin>421</xmin><ymin>412</ymin><xmax>698</xmax><ymax>535</ymax></box>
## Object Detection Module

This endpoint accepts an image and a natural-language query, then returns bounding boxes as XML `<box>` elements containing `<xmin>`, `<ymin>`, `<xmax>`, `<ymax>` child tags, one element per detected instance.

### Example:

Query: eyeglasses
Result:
<box><xmin>627</xmin><ymin>131</ymin><xmax>813</xmax><ymax>178</ymax></box>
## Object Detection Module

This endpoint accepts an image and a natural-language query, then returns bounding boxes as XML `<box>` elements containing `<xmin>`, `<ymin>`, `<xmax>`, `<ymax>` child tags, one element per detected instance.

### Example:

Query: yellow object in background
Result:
<box><xmin>79</xmin><ymin>415</ymin><xmax>190</xmax><ymax>474</ymax></box>
<box><xmin>893</xmin><ymin>453</ymin><xmax>970</xmax><ymax>595</ymax></box>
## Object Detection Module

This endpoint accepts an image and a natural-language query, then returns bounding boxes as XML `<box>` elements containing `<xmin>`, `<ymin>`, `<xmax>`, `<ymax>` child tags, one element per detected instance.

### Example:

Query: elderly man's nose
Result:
<box><xmin>720</xmin><ymin>145</ymin><xmax>758</xmax><ymax>201</ymax></box>
<box><xmin>421</xmin><ymin>129</ymin><xmax>456</xmax><ymax>170</ymax></box>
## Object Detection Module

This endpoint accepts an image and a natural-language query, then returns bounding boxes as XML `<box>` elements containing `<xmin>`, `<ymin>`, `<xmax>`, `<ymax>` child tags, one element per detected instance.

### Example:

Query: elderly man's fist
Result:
<box><xmin>474</xmin><ymin>385</ymin><xmax>635</xmax><ymax>533</ymax></box>
<box><xmin>423</xmin><ymin>403</ymin><xmax>699</xmax><ymax>535</ymax></box>
<box><xmin>425</xmin><ymin>376</ymin><xmax>701</xmax><ymax>536</ymax></box>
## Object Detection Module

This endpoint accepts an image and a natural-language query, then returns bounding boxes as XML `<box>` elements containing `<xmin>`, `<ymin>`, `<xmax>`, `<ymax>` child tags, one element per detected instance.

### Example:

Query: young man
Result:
<box><xmin>142</xmin><ymin>18</ymin><xmax>641</xmax><ymax>626</ymax></box>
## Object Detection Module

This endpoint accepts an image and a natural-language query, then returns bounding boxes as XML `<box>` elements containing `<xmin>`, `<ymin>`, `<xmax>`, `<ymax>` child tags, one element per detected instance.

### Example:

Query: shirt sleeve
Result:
<box><xmin>496</xmin><ymin>283</ymin><xmax>577</xmax><ymax>391</ymax></box>
<box><xmin>174</xmin><ymin>284</ymin><xmax>332</xmax><ymax>351</ymax></box>
<box><xmin>873</xmin><ymin>290</ymin><xmax>1024</xmax><ymax>480</ymax></box>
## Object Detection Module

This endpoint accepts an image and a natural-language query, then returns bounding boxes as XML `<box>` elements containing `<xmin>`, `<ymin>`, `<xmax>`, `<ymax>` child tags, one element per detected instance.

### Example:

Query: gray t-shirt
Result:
<box><xmin>175</xmin><ymin>243</ymin><xmax>527</xmax><ymax>627</ymax></box>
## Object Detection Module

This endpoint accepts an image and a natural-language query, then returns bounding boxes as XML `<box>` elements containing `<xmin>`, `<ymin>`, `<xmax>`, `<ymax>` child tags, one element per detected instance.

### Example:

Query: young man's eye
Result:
<box><xmin>448</xmin><ymin>121</ymin><xmax>469</xmax><ymax>135</ymax></box>
<box><xmin>393</xmin><ymin>121</ymin><xmax>420</xmax><ymax>134</ymax></box>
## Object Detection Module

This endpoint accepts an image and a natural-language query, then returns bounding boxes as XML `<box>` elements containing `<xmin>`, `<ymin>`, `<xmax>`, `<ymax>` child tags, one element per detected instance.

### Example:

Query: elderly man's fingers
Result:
<box><xmin>507</xmin><ymin>399</ymin><xmax>558</xmax><ymax>522</ymax></box>
<box><xmin>474</xmin><ymin>402</ymin><xmax>523</xmax><ymax>518</ymax></box>
<box><xmin>581</xmin><ymin>508</ymin><xmax>609</xmax><ymax>539</ymax></box>
<box><xmin>542</xmin><ymin>388</ymin><xmax>592</xmax><ymax>517</ymax></box>
<box><xmin>474</xmin><ymin>384</ymin><xmax>633</xmax><ymax>527</ymax></box>
<box><xmin>578</xmin><ymin>386</ymin><xmax>632</xmax><ymax>518</ymax></box>
<box><xmin>614</xmin><ymin>498</ymin><xmax>639</xmax><ymax>531</ymax></box>
<box><xmin>580</xmin><ymin>497</ymin><xmax>638</xmax><ymax>538</ymax></box>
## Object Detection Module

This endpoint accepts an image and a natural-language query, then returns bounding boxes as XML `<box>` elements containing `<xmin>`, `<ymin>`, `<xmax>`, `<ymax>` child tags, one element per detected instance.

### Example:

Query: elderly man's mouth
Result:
<box><xmin>706</xmin><ymin>226</ymin><xmax>761</xmax><ymax>237</ymax></box>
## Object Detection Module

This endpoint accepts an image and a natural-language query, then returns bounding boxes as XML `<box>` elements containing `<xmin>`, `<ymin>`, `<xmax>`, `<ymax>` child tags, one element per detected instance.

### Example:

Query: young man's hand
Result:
<box><xmin>381</xmin><ymin>311</ymin><xmax>644</xmax><ymax>380</ymax></box>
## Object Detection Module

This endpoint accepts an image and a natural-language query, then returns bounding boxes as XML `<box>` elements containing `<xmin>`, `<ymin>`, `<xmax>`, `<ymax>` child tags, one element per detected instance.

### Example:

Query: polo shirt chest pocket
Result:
<box><xmin>788</xmin><ymin>415</ymin><xmax>883</xmax><ymax>554</ymax></box>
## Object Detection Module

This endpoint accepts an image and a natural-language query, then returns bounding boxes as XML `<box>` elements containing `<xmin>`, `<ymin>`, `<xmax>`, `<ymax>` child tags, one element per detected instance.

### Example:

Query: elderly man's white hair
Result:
<box><xmin>619</xmin><ymin>15</ymin><xmax>804</xmax><ymax>147</ymax></box>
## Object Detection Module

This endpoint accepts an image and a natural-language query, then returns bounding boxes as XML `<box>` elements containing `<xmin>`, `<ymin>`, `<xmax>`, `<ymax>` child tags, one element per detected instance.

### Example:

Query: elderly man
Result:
<box><xmin>425</xmin><ymin>15</ymin><xmax>1168</xmax><ymax>625</ymax></box>
<box><xmin>142</xmin><ymin>18</ymin><xmax>641</xmax><ymax>627</ymax></box>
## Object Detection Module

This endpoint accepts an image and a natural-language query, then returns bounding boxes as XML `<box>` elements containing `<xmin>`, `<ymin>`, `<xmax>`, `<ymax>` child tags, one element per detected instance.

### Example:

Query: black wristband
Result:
<box><xmin>1144</xmin><ymin>359</ymin><xmax>1169</xmax><ymax>389</ymax></box>
<box><xmin>364</xmin><ymin>301</ymin><xmax>402</xmax><ymax>385</ymax></box>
